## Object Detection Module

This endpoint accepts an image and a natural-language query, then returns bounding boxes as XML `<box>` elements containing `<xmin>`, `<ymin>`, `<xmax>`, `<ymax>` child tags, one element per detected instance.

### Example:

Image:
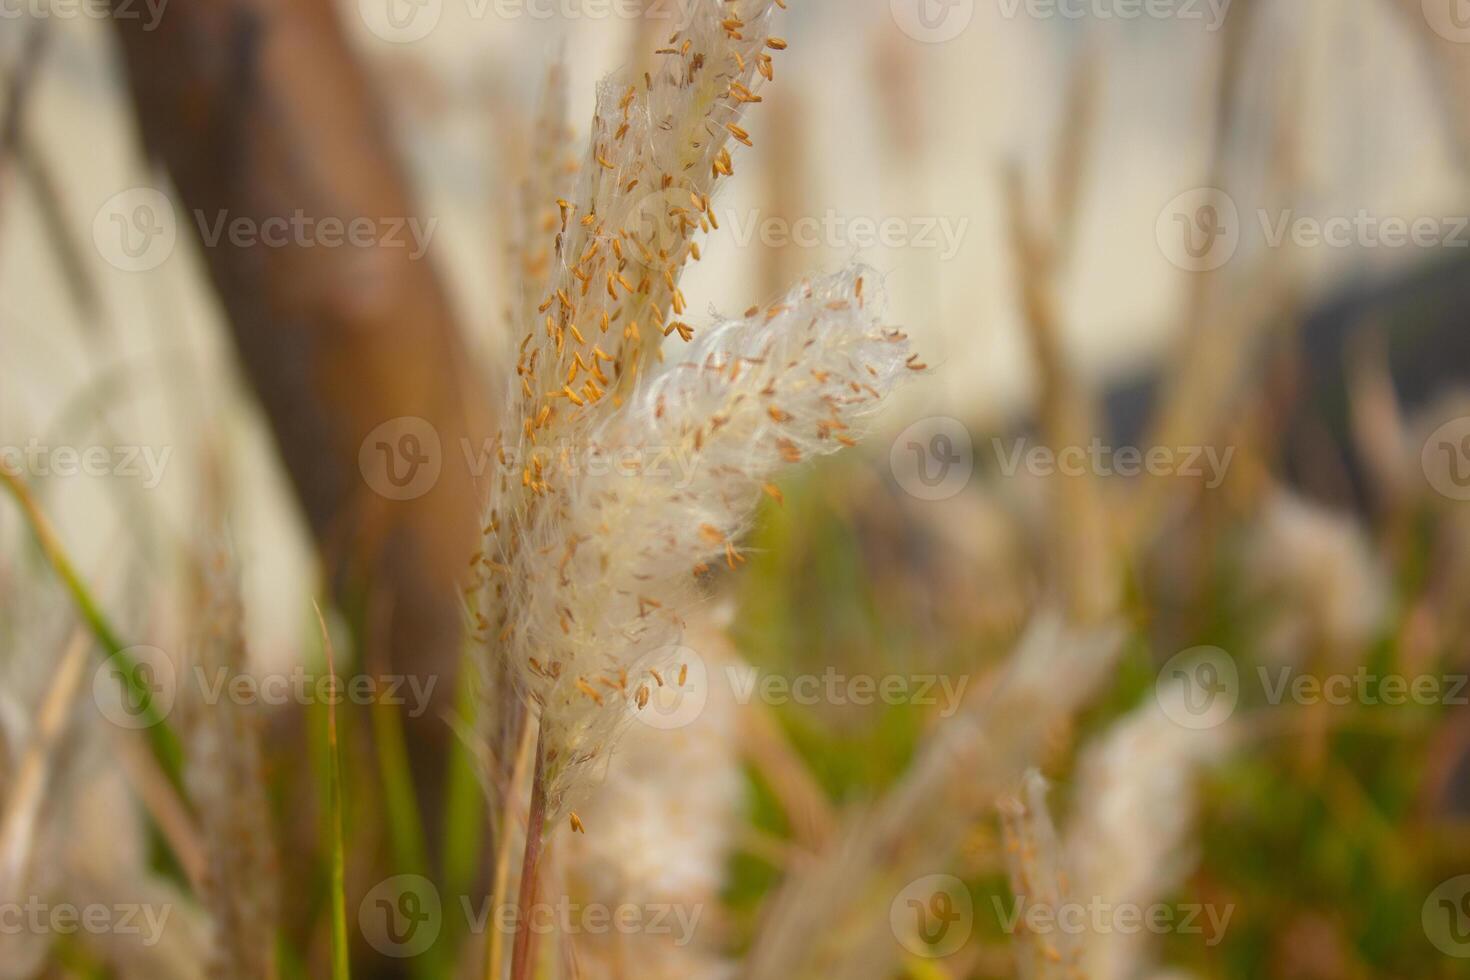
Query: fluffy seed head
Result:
<box><xmin>471</xmin><ymin>0</ymin><xmax>919</xmax><ymax>814</ymax></box>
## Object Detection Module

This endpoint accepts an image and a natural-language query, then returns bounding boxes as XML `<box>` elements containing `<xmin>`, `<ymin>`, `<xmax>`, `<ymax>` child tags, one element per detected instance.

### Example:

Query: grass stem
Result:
<box><xmin>0</xmin><ymin>464</ymin><xmax>183</xmax><ymax>778</ymax></box>
<box><xmin>485</xmin><ymin>710</ymin><xmax>537</xmax><ymax>980</ymax></box>
<box><xmin>508</xmin><ymin>738</ymin><xmax>547</xmax><ymax>980</ymax></box>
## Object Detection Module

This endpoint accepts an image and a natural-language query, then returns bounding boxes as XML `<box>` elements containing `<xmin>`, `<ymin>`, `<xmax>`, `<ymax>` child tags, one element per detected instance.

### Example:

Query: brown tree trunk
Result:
<box><xmin>106</xmin><ymin>0</ymin><xmax>489</xmax><ymax>869</ymax></box>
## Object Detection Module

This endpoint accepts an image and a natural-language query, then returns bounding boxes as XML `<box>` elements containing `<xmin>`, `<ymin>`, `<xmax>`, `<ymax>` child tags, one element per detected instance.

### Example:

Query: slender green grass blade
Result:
<box><xmin>314</xmin><ymin>603</ymin><xmax>352</xmax><ymax>980</ymax></box>
<box><xmin>0</xmin><ymin>467</ymin><xmax>183</xmax><ymax>779</ymax></box>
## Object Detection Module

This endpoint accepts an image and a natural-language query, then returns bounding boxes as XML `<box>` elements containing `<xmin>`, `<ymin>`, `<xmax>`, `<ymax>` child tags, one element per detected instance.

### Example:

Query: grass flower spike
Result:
<box><xmin>473</xmin><ymin>0</ymin><xmax>917</xmax><ymax>817</ymax></box>
<box><xmin>484</xmin><ymin>266</ymin><xmax>913</xmax><ymax>814</ymax></box>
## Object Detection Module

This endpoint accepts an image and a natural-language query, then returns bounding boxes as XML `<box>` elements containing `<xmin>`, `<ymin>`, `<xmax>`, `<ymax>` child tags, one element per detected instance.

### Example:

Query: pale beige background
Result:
<box><xmin>0</xmin><ymin>0</ymin><xmax>1462</xmax><ymax>656</ymax></box>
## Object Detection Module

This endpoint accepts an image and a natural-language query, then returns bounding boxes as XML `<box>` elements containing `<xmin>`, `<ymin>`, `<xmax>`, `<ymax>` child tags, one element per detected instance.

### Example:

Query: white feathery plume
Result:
<box><xmin>1063</xmin><ymin>691</ymin><xmax>1232</xmax><ymax>980</ymax></box>
<box><xmin>509</xmin><ymin>58</ymin><xmax>577</xmax><ymax>324</ymax></box>
<box><xmin>999</xmin><ymin>771</ymin><xmax>1083</xmax><ymax>980</ymax></box>
<box><xmin>0</xmin><ymin>631</ymin><xmax>88</xmax><ymax>904</ymax></box>
<box><xmin>479</xmin><ymin>58</ymin><xmax>581</xmax><ymax>814</ymax></box>
<box><xmin>1245</xmin><ymin>488</ymin><xmax>1388</xmax><ymax>662</ymax></box>
<box><xmin>32</xmin><ymin>742</ymin><xmax>209</xmax><ymax>980</ymax></box>
<box><xmin>0</xmin><ymin>613</ymin><xmax>208</xmax><ymax>979</ymax></box>
<box><xmin>472</xmin><ymin>0</ymin><xmax>918</xmax><ymax>816</ymax></box>
<box><xmin>177</xmin><ymin>550</ymin><xmax>280</xmax><ymax>980</ymax></box>
<box><xmin>522</xmin><ymin>0</ymin><xmax>786</xmax><ymax>402</ymax></box>
<box><xmin>484</xmin><ymin>267</ymin><xmax>913</xmax><ymax>813</ymax></box>
<box><xmin>998</xmin><ymin>689</ymin><xmax>1229</xmax><ymax>980</ymax></box>
<box><xmin>562</xmin><ymin>622</ymin><xmax>743</xmax><ymax>979</ymax></box>
<box><xmin>745</xmin><ymin>613</ymin><xmax>1124</xmax><ymax>980</ymax></box>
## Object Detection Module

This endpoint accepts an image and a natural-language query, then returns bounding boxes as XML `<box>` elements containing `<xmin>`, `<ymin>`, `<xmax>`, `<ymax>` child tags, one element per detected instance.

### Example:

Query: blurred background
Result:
<box><xmin>2</xmin><ymin>0</ymin><xmax>1470</xmax><ymax>977</ymax></box>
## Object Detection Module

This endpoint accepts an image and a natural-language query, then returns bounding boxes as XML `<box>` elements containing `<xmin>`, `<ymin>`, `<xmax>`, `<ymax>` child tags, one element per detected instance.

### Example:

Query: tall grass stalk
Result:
<box><xmin>314</xmin><ymin>603</ymin><xmax>351</xmax><ymax>980</ymax></box>
<box><xmin>0</xmin><ymin>464</ymin><xmax>183</xmax><ymax>774</ymax></box>
<box><xmin>485</xmin><ymin>710</ymin><xmax>536</xmax><ymax>980</ymax></box>
<box><xmin>0</xmin><ymin>628</ymin><xmax>88</xmax><ymax>897</ymax></box>
<box><xmin>509</xmin><ymin>737</ymin><xmax>548</xmax><ymax>980</ymax></box>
